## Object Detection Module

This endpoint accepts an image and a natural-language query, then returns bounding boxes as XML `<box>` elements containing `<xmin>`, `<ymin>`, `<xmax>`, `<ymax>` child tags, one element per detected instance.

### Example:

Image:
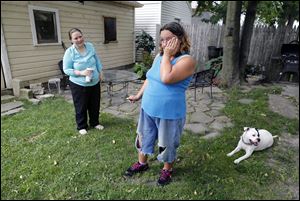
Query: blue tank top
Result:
<box><xmin>141</xmin><ymin>54</ymin><xmax>193</xmax><ymax>119</ymax></box>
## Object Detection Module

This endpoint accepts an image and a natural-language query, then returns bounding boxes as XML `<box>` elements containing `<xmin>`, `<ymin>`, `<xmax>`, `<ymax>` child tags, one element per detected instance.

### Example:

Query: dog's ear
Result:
<box><xmin>244</xmin><ymin>127</ymin><xmax>250</xmax><ymax>131</ymax></box>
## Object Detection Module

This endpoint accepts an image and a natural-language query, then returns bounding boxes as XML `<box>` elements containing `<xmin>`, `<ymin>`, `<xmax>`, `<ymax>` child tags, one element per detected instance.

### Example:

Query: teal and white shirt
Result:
<box><xmin>63</xmin><ymin>42</ymin><xmax>102</xmax><ymax>86</ymax></box>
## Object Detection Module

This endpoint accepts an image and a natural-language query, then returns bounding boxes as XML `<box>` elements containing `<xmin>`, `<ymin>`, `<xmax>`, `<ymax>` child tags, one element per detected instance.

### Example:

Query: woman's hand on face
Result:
<box><xmin>164</xmin><ymin>37</ymin><xmax>180</xmax><ymax>57</ymax></box>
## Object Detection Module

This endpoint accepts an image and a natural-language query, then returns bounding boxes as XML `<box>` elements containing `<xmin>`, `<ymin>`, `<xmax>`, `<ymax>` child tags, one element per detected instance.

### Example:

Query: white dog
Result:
<box><xmin>227</xmin><ymin>127</ymin><xmax>278</xmax><ymax>164</ymax></box>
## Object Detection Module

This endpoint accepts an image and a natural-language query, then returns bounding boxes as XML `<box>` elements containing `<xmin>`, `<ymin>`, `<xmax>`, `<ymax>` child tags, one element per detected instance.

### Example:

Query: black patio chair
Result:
<box><xmin>190</xmin><ymin>58</ymin><xmax>222</xmax><ymax>101</ymax></box>
<box><xmin>58</xmin><ymin>41</ymin><xmax>69</xmax><ymax>89</ymax></box>
<box><xmin>58</xmin><ymin>60</ymin><xmax>69</xmax><ymax>89</ymax></box>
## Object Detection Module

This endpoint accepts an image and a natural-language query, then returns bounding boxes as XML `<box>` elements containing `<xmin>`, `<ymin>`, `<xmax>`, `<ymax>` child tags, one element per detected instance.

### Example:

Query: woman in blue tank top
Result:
<box><xmin>124</xmin><ymin>22</ymin><xmax>196</xmax><ymax>186</ymax></box>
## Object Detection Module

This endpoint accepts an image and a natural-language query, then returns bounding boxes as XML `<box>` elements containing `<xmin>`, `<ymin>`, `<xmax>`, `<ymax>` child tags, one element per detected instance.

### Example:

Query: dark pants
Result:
<box><xmin>69</xmin><ymin>81</ymin><xmax>101</xmax><ymax>130</ymax></box>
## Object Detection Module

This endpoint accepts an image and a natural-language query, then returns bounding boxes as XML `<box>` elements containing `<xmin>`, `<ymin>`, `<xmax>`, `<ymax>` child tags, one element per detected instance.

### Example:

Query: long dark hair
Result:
<box><xmin>159</xmin><ymin>22</ymin><xmax>190</xmax><ymax>56</ymax></box>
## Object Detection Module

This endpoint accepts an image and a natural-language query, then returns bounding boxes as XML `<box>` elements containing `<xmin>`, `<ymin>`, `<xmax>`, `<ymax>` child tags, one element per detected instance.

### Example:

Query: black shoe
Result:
<box><xmin>157</xmin><ymin>169</ymin><xmax>172</xmax><ymax>186</ymax></box>
<box><xmin>124</xmin><ymin>162</ymin><xmax>149</xmax><ymax>177</ymax></box>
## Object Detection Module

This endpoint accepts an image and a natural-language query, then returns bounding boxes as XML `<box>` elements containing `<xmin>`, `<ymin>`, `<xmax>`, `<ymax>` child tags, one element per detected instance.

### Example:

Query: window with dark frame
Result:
<box><xmin>104</xmin><ymin>17</ymin><xmax>117</xmax><ymax>44</ymax></box>
<box><xmin>33</xmin><ymin>9</ymin><xmax>58</xmax><ymax>44</ymax></box>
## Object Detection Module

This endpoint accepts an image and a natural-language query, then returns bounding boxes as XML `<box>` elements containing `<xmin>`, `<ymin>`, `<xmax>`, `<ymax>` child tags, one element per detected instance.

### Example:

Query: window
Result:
<box><xmin>104</xmin><ymin>17</ymin><xmax>117</xmax><ymax>44</ymax></box>
<box><xmin>28</xmin><ymin>5</ymin><xmax>61</xmax><ymax>46</ymax></box>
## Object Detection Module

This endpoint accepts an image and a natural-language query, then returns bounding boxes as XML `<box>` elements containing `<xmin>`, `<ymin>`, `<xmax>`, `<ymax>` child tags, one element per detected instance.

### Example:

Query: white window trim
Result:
<box><xmin>28</xmin><ymin>5</ymin><xmax>61</xmax><ymax>46</ymax></box>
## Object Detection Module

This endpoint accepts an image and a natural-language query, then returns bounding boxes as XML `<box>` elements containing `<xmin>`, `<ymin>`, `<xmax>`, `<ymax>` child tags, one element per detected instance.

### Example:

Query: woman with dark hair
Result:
<box><xmin>124</xmin><ymin>22</ymin><xmax>196</xmax><ymax>186</ymax></box>
<box><xmin>63</xmin><ymin>28</ymin><xmax>104</xmax><ymax>135</ymax></box>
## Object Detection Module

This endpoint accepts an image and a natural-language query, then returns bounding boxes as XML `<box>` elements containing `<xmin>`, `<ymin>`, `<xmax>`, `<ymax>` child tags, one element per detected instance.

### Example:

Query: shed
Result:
<box><xmin>1</xmin><ymin>1</ymin><xmax>143</xmax><ymax>93</ymax></box>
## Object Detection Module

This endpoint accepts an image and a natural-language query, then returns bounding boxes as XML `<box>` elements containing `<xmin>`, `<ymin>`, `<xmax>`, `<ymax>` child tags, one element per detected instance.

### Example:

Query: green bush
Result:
<box><xmin>133</xmin><ymin>51</ymin><xmax>154</xmax><ymax>80</ymax></box>
<box><xmin>142</xmin><ymin>52</ymin><xmax>154</xmax><ymax>68</ymax></box>
<box><xmin>136</xmin><ymin>30</ymin><xmax>155</xmax><ymax>53</ymax></box>
<box><xmin>133</xmin><ymin>63</ymin><xmax>148</xmax><ymax>80</ymax></box>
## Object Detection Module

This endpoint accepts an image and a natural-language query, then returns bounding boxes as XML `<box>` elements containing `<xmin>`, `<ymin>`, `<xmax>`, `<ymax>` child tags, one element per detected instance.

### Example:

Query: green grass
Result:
<box><xmin>1</xmin><ymin>87</ymin><xmax>298</xmax><ymax>199</ymax></box>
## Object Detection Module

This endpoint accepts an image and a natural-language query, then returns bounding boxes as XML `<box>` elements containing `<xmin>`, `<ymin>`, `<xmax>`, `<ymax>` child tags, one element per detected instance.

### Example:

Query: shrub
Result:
<box><xmin>136</xmin><ymin>30</ymin><xmax>155</xmax><ymax>53</ymax></box>
<box><xmin>133</xmin><ymin>63</ymin><xmax>148</xmax><ymax>80</ymax></box>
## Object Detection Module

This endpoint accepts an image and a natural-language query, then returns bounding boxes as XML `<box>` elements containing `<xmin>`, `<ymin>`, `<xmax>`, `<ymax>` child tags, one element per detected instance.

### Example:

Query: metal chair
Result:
<box><xmin>58</xmin><ymin>41</ymin><xmax>69</xmax><ymax>89</ymax></box>
<box><xmin>190</xmin><ymin>58</ymin><xmax>222</xmax><ymax>101</ymax></box>
<box><xmin>58</xmin><ymin>60</ymin><xmax>69</xmax><ymax>89</ymax></box>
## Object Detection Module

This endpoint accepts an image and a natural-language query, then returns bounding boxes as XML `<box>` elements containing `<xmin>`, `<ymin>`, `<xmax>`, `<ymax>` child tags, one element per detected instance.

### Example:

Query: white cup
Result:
<box><xmin>85</xmin><ymin>68</ymin><xmax>93</xmax><ymax>82</ymax></box>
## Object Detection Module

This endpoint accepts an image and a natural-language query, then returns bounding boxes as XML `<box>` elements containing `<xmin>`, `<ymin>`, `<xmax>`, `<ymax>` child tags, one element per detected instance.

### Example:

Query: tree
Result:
<box><xmin>193</xmin><ymin>1</ymin><xmax>227</xmax><ymax>24</ymax></box>
<box><xmin>193</xmin><ymin>1</ymin><xmax>299</xmax><ymax>88</ymax></box>
<box><xmin>256</xmin><ymin>1</ymin><xmax>299</xmax><ymax>27</ymax></box>
<box><xmin>256</xmin><ymin>1</ymin><xmax>299</xmax><ymax>56</ymax></box>
<box><xmin>220</xmin><ymin>1</ymin><xmax>242</xmax><ymax>88</ymax></box>
<box><xmin>239</xmin><ymin>1</ymin><xmax>259</xmax><ymax>83</ymax></box>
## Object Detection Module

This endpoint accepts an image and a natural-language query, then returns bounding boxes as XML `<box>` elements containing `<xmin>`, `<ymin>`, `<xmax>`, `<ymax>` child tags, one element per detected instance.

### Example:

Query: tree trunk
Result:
<box><xmin>220</xmin><ymin>1</ymin><xmax>242</xmax><ymax>88</ymax></box>
<box><xmin>239</xmin><ymin>1</ymin><xmax>259</xmax><ymax>82</ymax></box>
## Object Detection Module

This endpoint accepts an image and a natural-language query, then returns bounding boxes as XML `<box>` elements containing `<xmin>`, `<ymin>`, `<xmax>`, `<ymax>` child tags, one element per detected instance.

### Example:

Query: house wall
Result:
<box><xmin>135</xmin><ymin>1</ymin><xmax>161</xmax><ymax>41</ymax></box>
<box><xmin>135</xmin><ymin>1</ymin><xmax>192</xmax><ymax>54</ymax></box>
<box><xmin>161</xmin><ymin>1</ymin><xmax>192</xmax><ymax>26</ymax></box>
<box><xmin>1</xmin><ymin>1</ymin><xmax>135</xmax><ymax>84</ymax></box>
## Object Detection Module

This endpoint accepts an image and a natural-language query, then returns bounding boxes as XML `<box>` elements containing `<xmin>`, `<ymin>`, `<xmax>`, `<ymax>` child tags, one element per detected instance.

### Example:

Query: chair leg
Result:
<box><xmin>210</xmin><ymin>85</ymin><xmax>213</xmax><ymax>99</ymax></box>
<box><xmin>277</xmin><ymin>72</ymin><xmax>283</xmax><ymax>82</ymax></box>
<box><xmin>194</xmin><ymin>87</ymin><xmax>196</xmax><ymax>101</ymax></box>
<box><xmin>48</xmin><ymin>83</ymin><xmax>51</xmax><ymax>93</ymax></box>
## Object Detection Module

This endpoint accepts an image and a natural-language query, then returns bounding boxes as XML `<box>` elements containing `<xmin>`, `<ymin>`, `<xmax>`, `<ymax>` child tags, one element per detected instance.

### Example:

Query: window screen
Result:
<box><xmin>104</xmin><ymin>17</ymin><xmax>117</xmax><ymax>43</ymax></box>
<box><xmin>33</xmin><ymin>10</ymin><xmax>58</xmax><ymax>44</ymax></box>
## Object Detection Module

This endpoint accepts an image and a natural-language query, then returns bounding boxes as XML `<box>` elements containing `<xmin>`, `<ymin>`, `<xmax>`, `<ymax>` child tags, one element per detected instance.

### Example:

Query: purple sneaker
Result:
<box><xmin>157</xmin><ymin>169</ymin><xmax>172</xmax><ymax>186</ymax></box>
<box><xmin>124</xmin><ymin>162</ymin><xmax>149</xmax><ymax>177</ymax></box>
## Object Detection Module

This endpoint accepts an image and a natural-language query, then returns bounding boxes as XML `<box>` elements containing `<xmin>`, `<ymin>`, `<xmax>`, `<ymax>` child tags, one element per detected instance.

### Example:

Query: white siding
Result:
<box><xmin>1</xmin><ymin>1</ymin><xmax>136</xmax><ymax>84</ymax></box>
<box><xmin>135</xmin><ymin>1</ymin><xmax>161</xmax><ymax>41</ymax></box>
<box><xmin>135</xmin><ymin>1</ymin><xmax>192</xmax><ymax>46</ymax></box>
<box><xmin>161</xmin><ymin>1</ymin><xmax>192</xmax><ymax>26</ymax></box>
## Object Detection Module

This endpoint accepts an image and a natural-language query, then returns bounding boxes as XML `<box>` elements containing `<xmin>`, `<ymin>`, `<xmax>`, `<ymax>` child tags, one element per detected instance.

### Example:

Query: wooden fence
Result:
<box><xmin>155</xmin><ymin>22</ymin><xmax>299</xmax><ymax>68</ymax></box>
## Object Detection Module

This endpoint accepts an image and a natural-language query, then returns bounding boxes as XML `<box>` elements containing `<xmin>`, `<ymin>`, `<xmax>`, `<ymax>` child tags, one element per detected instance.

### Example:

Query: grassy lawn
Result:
<box><xmin>1</xmin><ymin>86</ymin><xmax>298</xmax><ymax>199</ymax></box>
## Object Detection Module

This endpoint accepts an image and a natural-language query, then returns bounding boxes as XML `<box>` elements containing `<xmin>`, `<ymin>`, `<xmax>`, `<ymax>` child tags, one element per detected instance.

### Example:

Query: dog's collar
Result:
<box><xmin>255</xmin><ymin>128</ymin><xmax>260</xmax><ymax>137</ymax></box>
<box><xmin>241</xmin><ymin>136</ymin><xmax>252</xmax><ymax>145</ymax></box>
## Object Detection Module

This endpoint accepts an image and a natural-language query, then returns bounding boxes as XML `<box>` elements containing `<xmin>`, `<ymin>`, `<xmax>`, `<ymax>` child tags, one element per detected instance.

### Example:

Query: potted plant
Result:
<box><xmin>136</xmin><ymin>30</ymin><xmax>155</xmax><ymax>54</ymax></box>
<box><xmin>134</xmin><ymin>30</ymin><xmax>155</xmax><ymax>79</ymax></box>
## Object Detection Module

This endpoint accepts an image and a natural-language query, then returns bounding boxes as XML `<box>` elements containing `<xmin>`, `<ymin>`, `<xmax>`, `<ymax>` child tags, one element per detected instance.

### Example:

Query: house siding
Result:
<box><xmin>161</xmin><ymin>1</ymin><xmax>192</xmax><ymax>26</ymax></box>
<box><xmin>135</xmin><ymin>1</ymin><xmax>161</xmax><ymax>41</ymax></box>
<box><xmin>1</xmin><ymin>1</ymin><xmax>136</xmax><ymax>84</ymax></box>
<box><xmin>135</xmin><ymin>1</ymin><xmax>192</xmax><ymax>48</ymax></box>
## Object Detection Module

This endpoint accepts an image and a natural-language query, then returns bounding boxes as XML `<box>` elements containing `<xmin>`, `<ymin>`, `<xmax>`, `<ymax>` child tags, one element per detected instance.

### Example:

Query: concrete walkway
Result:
<box><xmin>61</xmin><ymin>81</ymin><xmax>299</xmax><ymax>139</ymax></box>
<box><xmin>62</xmin><ymin>81</ymin><xmax>233</xmax><ymax>139</ymax></box>
<box><xmin>2</xmin><ymin>80</ymin><xmax>298</xmax><ymax>140</ymax></box>
<box><xmin>63</xmin><ymin>82</ymin><xmax>299</xmax><ymax>138</ymax></box>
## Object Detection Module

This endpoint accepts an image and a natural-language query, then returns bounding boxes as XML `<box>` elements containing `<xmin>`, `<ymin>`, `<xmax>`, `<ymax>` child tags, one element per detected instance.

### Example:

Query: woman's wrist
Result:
<box><xmin>135</xmin><ymin>94</ymin><xmax>141</xmax><ymax>100</ymax></box>
<box><xmin>74</xmin><ymin>70</ymin><xmax>82</xmax><ymax>76</ymax></box>
<box><xmin>163</xmin><ymin>52</ymin><xmax>172</xmax><ymax>58</ymax></box>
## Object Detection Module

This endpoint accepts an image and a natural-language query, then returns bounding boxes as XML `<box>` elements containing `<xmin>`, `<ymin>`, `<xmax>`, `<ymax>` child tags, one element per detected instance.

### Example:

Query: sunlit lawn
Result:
<box><xmin>1</xmin><ymin>86</ymin><xmax>298</xmax><ymax>199</ymax></box>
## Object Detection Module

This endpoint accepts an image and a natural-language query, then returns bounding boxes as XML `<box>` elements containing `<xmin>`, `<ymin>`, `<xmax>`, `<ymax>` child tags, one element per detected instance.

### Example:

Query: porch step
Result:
<box><xmin>1</xmin><ymin>95</ymin><xmax>16</xmax><ymax>104</ymax></box>
<box><xmin>1</xmin><ymin>107</ymin><xmax>25</xmax><ymax>117</ymax></box>
<box><xmin>1</xmin><ymin>88</ymin><xmax>13</xmax><ymax>96</ymax></box>
<box><xmin>1</xmin><ymin>101</ymin><xmax>24</xmax><ymax>116</ymax></box>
